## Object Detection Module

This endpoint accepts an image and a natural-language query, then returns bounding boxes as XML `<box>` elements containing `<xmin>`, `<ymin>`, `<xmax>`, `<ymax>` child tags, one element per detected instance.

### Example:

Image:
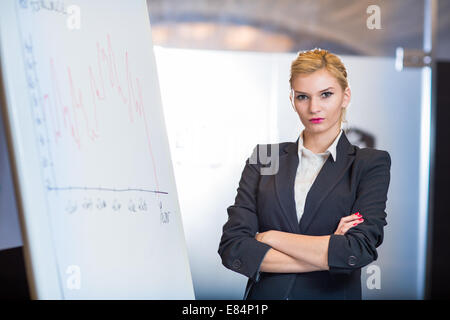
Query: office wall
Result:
<box><xmin>0</xmin><ymin>108</ymin><xmax>22</xmax><ymax>252</ymax></box>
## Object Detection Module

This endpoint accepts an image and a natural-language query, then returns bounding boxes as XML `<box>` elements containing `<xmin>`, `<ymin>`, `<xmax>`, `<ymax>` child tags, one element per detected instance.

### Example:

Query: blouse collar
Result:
<box><xmin>298</xmin><ymin>129</ymin><xmax>343</xmax><ymax>162</ymax></box>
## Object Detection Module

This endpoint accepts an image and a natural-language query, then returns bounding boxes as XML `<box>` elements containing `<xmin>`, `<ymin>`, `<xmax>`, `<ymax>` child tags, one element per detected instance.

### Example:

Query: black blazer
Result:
<box><xmin>218</xmin><ymin>131</ymin><xmax>391</xmax><ymax>300</ymax></box>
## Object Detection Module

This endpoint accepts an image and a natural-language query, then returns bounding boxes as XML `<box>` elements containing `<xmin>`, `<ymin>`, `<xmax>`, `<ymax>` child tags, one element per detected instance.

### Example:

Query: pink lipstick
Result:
<box><xmin>309</xmin><ymin>118</ymin><xmax>324</xmax><ymax>124</ymax></box>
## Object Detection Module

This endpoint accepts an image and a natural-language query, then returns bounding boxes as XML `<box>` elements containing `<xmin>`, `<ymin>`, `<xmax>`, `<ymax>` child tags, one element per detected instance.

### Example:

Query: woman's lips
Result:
<box><xmin>309</xmin><ymin>118</ymin><xmax>324</xmax><ymax>124</ymax></box>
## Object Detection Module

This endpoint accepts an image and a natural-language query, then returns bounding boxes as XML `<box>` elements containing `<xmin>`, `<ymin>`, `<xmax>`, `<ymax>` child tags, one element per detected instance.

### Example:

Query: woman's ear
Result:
<box><xmin>343</xmin><ymin>86</ymin><xmax>351</xmax><ymax>107</ymax></box>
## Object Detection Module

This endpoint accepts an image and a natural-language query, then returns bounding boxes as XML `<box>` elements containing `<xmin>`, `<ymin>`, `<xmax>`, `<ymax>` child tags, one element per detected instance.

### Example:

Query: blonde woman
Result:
<box><xmin>218</xmin><ymin>48</ymin><xmax>391</xmax><ymax>300</ymax></box>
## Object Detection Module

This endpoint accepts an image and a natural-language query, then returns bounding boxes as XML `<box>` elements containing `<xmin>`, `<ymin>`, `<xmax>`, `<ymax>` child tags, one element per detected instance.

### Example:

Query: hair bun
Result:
<box><xmin>297</xmin><ymin>48</ymin><xmax>329</xmax><ymax>56</ymax></box>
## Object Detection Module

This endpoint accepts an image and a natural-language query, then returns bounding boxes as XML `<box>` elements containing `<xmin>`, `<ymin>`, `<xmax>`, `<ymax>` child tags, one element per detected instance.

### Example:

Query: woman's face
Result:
<box><xmin>290</xmin><ymin>68</ymin><xmax>351</xmax><ymax>136</ymax></box>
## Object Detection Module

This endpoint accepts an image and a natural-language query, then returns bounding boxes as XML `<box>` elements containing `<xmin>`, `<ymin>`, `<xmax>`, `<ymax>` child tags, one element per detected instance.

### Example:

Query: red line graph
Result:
<box><xmin>42</xmin><ymin>34</ymin><xmax>160</xmax><ymax>193</ymax></box>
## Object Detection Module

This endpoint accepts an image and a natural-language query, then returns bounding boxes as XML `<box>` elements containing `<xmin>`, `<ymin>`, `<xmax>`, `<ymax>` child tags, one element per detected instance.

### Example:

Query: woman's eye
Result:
<box><xmin>296</xmin><ymin>92</ymin><xmax>333</xmax><ymax>100</ymax></box>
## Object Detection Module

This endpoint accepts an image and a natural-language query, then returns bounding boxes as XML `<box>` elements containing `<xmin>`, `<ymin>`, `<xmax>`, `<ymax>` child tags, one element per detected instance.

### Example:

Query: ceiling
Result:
<box><xmin>146</xmin><ymin>0</ymin><xmax>450</xmax><ymax>61</ymax></box>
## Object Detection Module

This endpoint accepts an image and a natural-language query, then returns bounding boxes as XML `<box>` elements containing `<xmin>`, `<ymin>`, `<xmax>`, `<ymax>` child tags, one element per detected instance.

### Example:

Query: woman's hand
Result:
<box><xmin>334</xmin><ymin>212</ymin><xmax>364</xmax><ymax>235</ymax></box>
<box><xmin>255</xmin><ymin>230</ymin><xmax>272</xmax><ymax>244</ymax></box>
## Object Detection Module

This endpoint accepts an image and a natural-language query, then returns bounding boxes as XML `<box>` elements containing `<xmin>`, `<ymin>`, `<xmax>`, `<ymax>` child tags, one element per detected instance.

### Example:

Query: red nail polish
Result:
<box><xmin>353</xmin><ymin>223</ymin><xmax>357</xmax><ymax>226</ymax></box>
<box><xmin>359</xmin><ymin>218</ymin><xmax>363</xmax><ymax>221</ymax></box>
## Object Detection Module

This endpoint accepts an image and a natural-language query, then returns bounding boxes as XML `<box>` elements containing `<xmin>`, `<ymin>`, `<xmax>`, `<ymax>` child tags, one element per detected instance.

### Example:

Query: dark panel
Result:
<box><xmin>0</xmin><ymin>246</ymin><xmax>30</xmax><ymax>299</ymax></box>
<box><xmin>428</xmin><ymin>61</ymin><xmax>450</xmax><ymax>299</ymax></box>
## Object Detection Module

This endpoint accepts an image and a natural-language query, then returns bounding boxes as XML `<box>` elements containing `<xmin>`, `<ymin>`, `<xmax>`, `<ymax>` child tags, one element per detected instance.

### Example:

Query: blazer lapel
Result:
<box><xmin>274</xmin><ymin>137</ymin><xmax>301</xmax><ymax>234</ymax></box>
<box><xmin>298</xmin><ymin>132</ymin><xmax>356</xmax><ymax>234</ymax></box>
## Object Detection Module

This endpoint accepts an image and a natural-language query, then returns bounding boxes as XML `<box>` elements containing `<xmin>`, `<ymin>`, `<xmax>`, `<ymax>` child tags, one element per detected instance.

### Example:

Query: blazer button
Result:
<box><xmin>232</xmin><ymin>259</ymin><xmax>242</xmax><ymax>269</ymax></box>
<box><xmin>348</xmin><ymin>255</ymin><xmax>357</xmax><ymax>266</ymax></box>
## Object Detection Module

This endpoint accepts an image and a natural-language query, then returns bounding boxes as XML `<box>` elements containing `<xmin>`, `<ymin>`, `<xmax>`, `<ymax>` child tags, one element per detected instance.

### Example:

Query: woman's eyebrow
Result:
<box><xmin>294</xmin><ymin>87</ymin><xmax>334</xmax><ymax>94</ymax></box>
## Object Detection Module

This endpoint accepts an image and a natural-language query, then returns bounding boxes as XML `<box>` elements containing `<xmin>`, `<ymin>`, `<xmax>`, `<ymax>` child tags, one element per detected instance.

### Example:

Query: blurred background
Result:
<box><xmin>1</xmin><ymin>0</ymin><xmax>449</xmax><ymax>299</ymax></box>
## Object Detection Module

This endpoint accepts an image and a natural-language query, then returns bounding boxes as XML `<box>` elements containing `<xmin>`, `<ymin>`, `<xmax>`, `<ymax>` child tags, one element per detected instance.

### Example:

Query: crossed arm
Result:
<box><xmin>256</xmin><ymin>232</ymin><xmax>330</xmax><ymax>272</ymax></box>
<box><xmin>255</xmin><ymin>213</ymin><xmax>363</xmax><ymax>273</ymax></box>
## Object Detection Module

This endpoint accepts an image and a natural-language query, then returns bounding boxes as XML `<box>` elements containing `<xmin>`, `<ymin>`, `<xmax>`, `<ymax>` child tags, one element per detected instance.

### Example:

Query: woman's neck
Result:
<box><xmin>303</xmin><ymin>126</ymin><xmax>341</xmax><ymax>154</ymax></box>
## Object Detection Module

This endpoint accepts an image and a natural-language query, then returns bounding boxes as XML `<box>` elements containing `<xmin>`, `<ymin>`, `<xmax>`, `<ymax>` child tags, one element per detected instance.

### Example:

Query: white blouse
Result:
<box><xmin>294</xmin><ymin>129</ymin><xmax>343</xmax><ymax>223</ymax></box>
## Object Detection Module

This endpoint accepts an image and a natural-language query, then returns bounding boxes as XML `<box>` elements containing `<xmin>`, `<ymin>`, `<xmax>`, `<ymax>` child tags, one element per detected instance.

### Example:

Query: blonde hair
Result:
<box><xmin>289</xmin><ymin>48</ymin><xmax>349</xmax><ymax>125</ymax></box>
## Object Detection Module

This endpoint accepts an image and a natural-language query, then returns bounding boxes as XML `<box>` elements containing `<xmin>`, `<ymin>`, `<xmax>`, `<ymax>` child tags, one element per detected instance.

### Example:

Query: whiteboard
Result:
<box><xmin>0</xmin><ymin>0</ymin><xmax>194</xmax><ymax>299</ymax></box>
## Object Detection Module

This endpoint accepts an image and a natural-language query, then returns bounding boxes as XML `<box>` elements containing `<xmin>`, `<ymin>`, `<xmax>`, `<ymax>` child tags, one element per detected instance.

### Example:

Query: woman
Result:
<box><xmin>217</xmin><ymin>48</ymin><xmax>391</xmax><ymax>300</ymax></box>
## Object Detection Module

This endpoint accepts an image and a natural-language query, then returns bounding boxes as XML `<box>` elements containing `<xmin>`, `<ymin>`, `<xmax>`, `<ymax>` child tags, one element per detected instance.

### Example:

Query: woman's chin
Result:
<box><xmin>304</xmin><ymin>124</ymin><xmax>326</xmax><ymax>133</ymax></box>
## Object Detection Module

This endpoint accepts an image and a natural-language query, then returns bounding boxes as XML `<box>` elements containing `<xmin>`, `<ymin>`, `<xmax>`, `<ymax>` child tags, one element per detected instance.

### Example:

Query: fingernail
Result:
<box><xmin>353</xmin><ymin>223</ymin><xmax>357</xmax><ymax>226</ymax></box>
<box><xmin>359</xmin><ymin>218</ymin><xmax>363</xmax><ymax>221</ymax></box>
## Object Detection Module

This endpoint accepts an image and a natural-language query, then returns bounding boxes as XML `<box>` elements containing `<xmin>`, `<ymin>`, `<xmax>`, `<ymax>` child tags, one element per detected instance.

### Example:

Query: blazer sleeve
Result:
<box><xmin>217</xmin><ymin>145</ymin><xmax>272</xmax><ymax>282</ymax></box>
<box><xmin>327</xmin><ymin>149</ymin><xmax>391</xmax><ymax>276</ymax></box>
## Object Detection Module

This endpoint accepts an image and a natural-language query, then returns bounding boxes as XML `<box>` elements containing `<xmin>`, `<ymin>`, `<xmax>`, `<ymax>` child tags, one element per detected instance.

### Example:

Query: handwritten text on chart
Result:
<box><xmin>64</xmin><ymin>197</ymin><xmax>170</xmax><ymax>224</ymax></box>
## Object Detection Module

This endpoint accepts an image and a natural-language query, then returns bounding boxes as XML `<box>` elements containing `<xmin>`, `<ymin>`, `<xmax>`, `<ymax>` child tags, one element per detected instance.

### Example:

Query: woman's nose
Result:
<box><xmin>309</xmin><ymin>100</ymin><xmax>322</xmax><ymax>113</ymax></box>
